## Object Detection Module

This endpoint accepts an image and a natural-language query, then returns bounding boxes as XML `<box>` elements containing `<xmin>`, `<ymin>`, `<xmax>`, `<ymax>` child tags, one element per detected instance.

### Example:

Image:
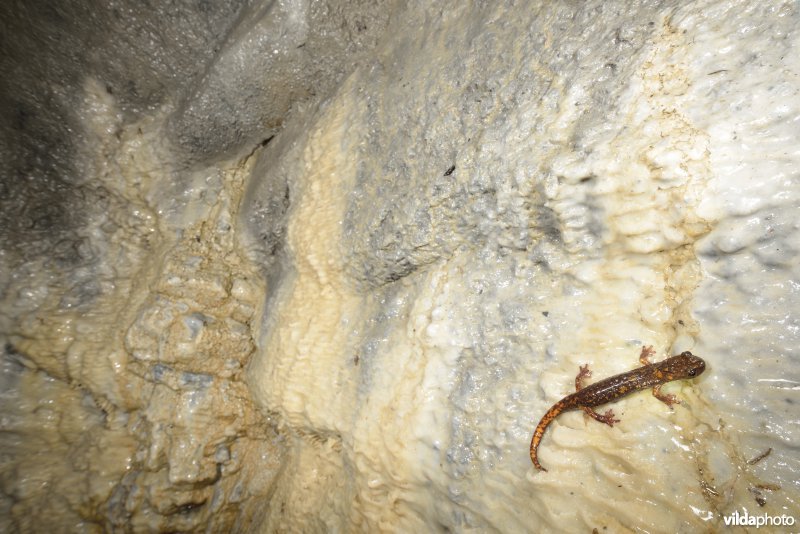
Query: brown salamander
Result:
<box><xmin>530</xmin><ymin>346</ymin><xmax>706</xmax><ymax>471</ymax></box>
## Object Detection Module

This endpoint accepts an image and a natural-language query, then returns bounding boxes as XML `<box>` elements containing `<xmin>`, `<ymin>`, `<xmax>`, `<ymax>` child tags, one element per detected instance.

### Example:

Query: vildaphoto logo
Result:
<box><xmin>723</xmin><ymin>509</ymin><xmax>795</xmax><ymax>528</ymax></box>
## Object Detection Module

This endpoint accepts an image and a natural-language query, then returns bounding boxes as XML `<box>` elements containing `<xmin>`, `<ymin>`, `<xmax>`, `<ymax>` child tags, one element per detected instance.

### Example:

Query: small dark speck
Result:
<box><xmin>678</xmin><ymin>319</ymin><xmax>684</xmax><ymax>325</ymax></box>
<box><xmin>786</xmin><ymin>397</ymin><xmax>794</xmax><ymax>404</ymax></box>
<box><xmin>444</xmin><ymin>165</ymin><xmax>456</xmax><ymax>176</ymax></box>
<box><xmin>175</xmin><ymin>500</ymin><xmax>206</xmax><ymax>514</ymax></box>
<box><xmin>707</xmin><ymin>69</ymin><xmax>729</xmax><ymax>75</ymax></box>
<box><xmin>542</xmin><ymin>311</ymin><xmax>549</xmax><ymax>317</ymax></box>
<box><xmin>195</xmin><ymin>235</ymin><xmax>201</xmax><ymax>243</ymax></box>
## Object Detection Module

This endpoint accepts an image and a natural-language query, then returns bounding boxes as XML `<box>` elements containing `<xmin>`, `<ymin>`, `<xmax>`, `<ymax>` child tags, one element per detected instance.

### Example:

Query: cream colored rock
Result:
<box><xmin>242</xmin><ymin>0</ymin><xmax>800</xmax><ymax>531</ymax></box>
<box><xmin>2</xmin><ymin>0</ymin><xmax>799</xmax><ymax>532</ymax></box>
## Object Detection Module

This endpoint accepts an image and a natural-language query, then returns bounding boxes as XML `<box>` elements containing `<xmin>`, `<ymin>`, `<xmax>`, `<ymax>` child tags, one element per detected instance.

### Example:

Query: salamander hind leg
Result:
<box><xmin>576</xmin><ymin>365</ymin><xmax>620</xmax><ymax>426</ymax></box>
<box><xmin>582</xmin><ymin>407</ymin><xmax>621</xmax><ymax>427</ymax></box>
<box><xmin>652</xmin><ymin>384</ymin><xmax>680</xmax><ymax>409</ymax></box>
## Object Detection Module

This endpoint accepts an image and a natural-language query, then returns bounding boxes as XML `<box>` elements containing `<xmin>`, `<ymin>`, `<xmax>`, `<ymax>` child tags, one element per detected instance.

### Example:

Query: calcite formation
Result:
<box><xmin>1</xmin><ymin>0</ymin><xmax>798</xmax><ymax>532</ymax></box>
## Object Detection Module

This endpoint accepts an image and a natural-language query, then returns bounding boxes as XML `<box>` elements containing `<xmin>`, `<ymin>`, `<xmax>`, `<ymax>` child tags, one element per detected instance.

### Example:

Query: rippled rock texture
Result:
<box><xmin>1</xmin><ymin>0</ymin><xmax>798</xmax><ymax>531</ymax></box>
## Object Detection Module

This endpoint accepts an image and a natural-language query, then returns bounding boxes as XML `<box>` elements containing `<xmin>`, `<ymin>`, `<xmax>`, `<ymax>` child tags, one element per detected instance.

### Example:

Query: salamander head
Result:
<box><xmin>661</xmin><ymin>351</ymin><xmax>706</xmax><ymax>379</ymax></box>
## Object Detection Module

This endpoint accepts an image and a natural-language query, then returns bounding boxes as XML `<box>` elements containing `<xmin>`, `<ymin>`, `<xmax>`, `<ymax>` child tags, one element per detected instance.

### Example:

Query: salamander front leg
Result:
<box><xmin>640</xmin><ymin>345</ymin><xmax>680</xmax><ymax>408</ymax></box>
<box><xmin>652</xmin><ymin>384</ymin><xmax>679</xmax><ymax>408</ymax></box>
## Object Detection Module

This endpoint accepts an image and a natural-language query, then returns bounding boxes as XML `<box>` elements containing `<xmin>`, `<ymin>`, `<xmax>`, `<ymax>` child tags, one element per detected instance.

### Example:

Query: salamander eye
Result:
<box><xmin>688</xmin><ymin>369</ymin><xmax>696</xmax><ymax>376</ymax></box>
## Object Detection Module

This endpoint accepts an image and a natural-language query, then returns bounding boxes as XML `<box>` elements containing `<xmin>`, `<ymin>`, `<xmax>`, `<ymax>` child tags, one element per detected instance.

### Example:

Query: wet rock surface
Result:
<box><xmin>2</xmin><ymin>0</ymin><xmax>799</xmax><ymax>531</ymax></box>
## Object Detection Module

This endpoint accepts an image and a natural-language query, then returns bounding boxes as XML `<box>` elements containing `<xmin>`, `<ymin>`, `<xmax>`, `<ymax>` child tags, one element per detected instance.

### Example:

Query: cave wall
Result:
<box><xmin>1</xmin><ymin>0</ymin><xmax>799</xmax><ymax>531</ymax></box>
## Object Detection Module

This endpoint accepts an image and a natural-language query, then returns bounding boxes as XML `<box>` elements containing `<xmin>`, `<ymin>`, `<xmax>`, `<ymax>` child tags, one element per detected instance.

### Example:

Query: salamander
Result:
<box><xmin>529</xmin><ymin>346</ymin><xmax>706</xmax><ymax>471</ymax></box>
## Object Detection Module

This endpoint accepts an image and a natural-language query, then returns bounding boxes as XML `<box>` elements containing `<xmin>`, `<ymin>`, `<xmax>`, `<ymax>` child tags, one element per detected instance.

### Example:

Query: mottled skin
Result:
<box><xmin>530</xmin><ymin>346</ymin><xmax>706</xmax><ymax>471</ymax></box>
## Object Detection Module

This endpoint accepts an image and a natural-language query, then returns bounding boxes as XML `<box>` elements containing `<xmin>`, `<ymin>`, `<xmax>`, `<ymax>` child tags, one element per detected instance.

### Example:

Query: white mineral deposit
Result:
<box><xmin>1</xmin><ymin>0</ymin><xmax>797</xmax><ymax>532</ymax></box>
